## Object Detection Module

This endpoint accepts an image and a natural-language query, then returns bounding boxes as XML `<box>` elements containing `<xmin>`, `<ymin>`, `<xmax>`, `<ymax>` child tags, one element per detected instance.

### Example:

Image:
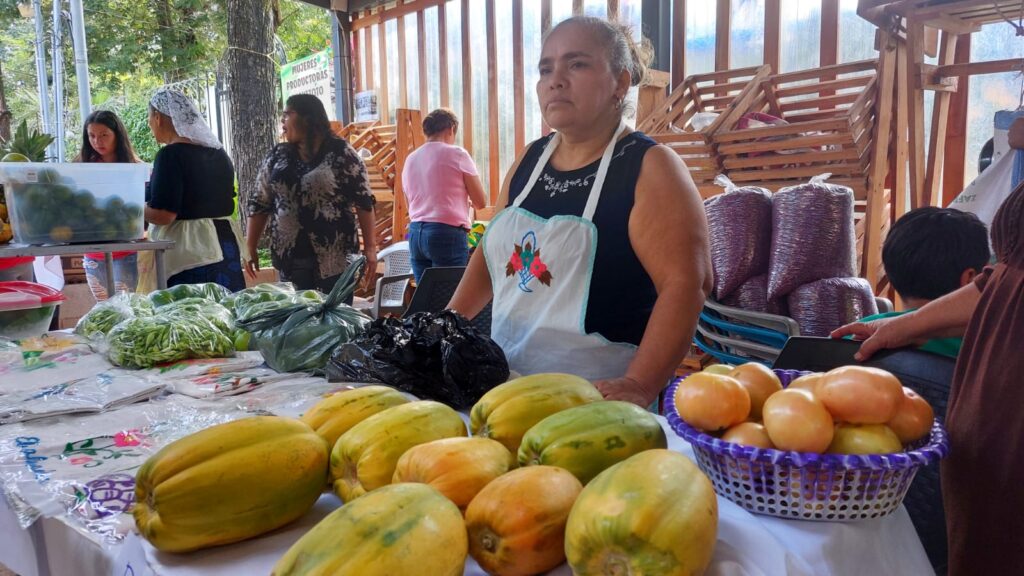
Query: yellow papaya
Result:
<box><xmin>330</xmin><ymin>400</ymin><xmax>466</xmax><ymax>501</ymax></box>
<box><xmin>299</xmin><ymin>385</ymin><xmax>409</xmax><ymax>448</ymax></box>
<box><xmin>518</xmin><ymin>400</ymin><xmax>667</xmax><ymax>484</ymax></box>
<box><xmin>134</xmin><ymin>416</ymin><xmax>328</xmax><ymax>553</ymax></box>
<box><xmin>470</xmin><ymin>373</ymin><xmax>603</xmax><ymax>454</ymax></box>
<box><xmin>272</xmin><ymin>483</ymin><xmax>467</xmax><ymax>576</ymax></box>
<box><xmin>565</xmin><ymin>449</ymin><xmax>719</xmax><ymax>576</ymax></box>
<box><xmin>393</xmin><ymin>436</ymin><xmax>514</xmax><ymax>509</ymax></box>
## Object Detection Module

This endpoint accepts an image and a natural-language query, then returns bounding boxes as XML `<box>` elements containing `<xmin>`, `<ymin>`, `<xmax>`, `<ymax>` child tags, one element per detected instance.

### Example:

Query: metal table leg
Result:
<box><xmin>155</xmin><ymin>249</ymin><xmax>168</xmax><ymax>289</ymax></box>
<box><xmin>103</xmin><ymin>252</ymin><xmax>116</xmax><ymax>297</ymax></box>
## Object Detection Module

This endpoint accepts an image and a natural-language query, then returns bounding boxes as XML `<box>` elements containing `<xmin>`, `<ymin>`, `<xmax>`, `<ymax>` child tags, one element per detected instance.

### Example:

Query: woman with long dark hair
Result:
<box><xmin>74</xmin><ymin>110</ymin><xmax>142</xmax><ymax>301</ymax></box>
<box><xmin>245</xmin><ymin>94</ymin><xmax>377</xmax><ymax>297</ymax></box>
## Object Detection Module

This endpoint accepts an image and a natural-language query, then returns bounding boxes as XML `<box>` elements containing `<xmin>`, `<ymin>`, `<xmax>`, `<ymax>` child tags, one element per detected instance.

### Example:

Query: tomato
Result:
<box><xmin>827</xmin><ymin>423</ymin><xmax>903</xmax><ymax>455</ymax></box>
<box><xmin>728</xmin><ymin>363</ymin><xmax>783</xmax><ymax>420</ymax></box>
<box><xmin>701</xmin><ymin>364</ymin><xmax>735</xmax><ymax>376</ymax></box>
<box><xmin>886</xmin><ymin>387</ymin><xmax>934</xmax><ymax>444</ymax></box>
<box><xmin>787</xmin><ymin>373</ymin><xmax>823</xmax><ymax>395</ymax></box>
<box><xmin>722</xmin><ymin>422</ymin><xmax>775</xmax><ymax>449</ymax></box>
<box><xmin>817</xmin><ymin>366</ymin><xmax>903</xmax><ymax>424</ymax></box>
<box><xmin>674</xmin><ymin>373</ymin><xmax>750</xmax><ymax>432</ymax></box>
<box><xmin>762</xmin><ymin>389</ymin><xmax>834</xmax><ymax>453</ymax></box>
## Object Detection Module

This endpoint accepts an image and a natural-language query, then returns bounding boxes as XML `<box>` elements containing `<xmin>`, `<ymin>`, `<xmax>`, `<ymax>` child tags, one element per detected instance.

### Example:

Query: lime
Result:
<box><xmin>234</xmin><ymin>330</ymin><xmax>251</xmax><ymax>352</ymax></box>
<box><xmin>1</xmin><ymin>153</ymin><xmax>30</xmax><ymax>162</ymax></box>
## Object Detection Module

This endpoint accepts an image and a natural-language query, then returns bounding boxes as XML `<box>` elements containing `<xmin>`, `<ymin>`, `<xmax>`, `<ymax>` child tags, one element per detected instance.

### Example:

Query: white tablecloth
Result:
<box><xmin>1</xmin><ymin>416</ymin><xmax>936</xmax><ymax>576</ymax></box>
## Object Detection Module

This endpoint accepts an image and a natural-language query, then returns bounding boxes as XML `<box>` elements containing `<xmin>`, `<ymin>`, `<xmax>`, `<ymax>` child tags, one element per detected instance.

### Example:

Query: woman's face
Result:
<box><xmin>281</xmin><ymin>108</ymin><xmax>305</xmax><ymax>144</ymax></box>
<box><xmin>537</xmin><ymin>23</ymin><xmax>623</xmax><ymax>131</ymax></box>
<box><xmin>87</xmin><ymin>123</ymin><xmax>117</xmax><ymax>160</ymax></box>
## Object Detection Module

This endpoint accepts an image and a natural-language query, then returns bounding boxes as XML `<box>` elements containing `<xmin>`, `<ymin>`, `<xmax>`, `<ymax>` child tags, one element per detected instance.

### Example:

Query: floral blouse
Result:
<box><xmin>251</xmin><ymin>138</ymin><xmax>375</xmax><ymax>279</ymax></box>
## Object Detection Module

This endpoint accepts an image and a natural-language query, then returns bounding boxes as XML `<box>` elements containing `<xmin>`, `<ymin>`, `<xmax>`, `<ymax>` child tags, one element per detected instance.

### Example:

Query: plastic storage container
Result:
<box><xmin>0</xmin><ymin>281</ymin><xmax>65</xmax><ymax>340</ymax></box>
<box><xmin>0</xmin><ymin>162</ymin><xmax>149</xmax><ymax>245</ymax></box>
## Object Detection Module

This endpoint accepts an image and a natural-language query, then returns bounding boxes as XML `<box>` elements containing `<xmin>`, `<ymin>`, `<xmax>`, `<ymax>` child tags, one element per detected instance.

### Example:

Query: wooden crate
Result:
<box><xmin>639</xmin><ymin>65</ymin><xmax>771</xmax><ymax>198</ymax></box>
<box><xmin>714</xmin><ymin>59</ymin><xmax>879</xmax><ymax>198</ymax></box>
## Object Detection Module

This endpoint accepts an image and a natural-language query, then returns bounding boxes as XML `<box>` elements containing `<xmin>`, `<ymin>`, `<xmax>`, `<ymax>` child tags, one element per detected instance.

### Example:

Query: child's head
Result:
<box><xmin>882</xmin><ymin>207</ymin><xmax>990</xmax><ymax>305</ymax></box>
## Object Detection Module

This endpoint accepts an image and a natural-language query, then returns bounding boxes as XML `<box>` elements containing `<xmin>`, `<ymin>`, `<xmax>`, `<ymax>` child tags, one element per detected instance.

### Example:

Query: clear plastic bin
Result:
<box><xmin>0</xmin><ymin>162</ymin><xmax>150</xmax><ymax>245</ymax></box>
<box><xmin>0</xmin><ymin>281</ymin><xmax>65</xmax><ymax>340</ymax></box>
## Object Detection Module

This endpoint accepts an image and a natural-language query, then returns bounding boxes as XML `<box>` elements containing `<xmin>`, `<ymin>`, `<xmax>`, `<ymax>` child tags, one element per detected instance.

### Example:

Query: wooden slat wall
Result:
<box><xmin>765</xmin><ymin>0</ymin><xmax>780</xmax><ymax>72</ymax></box>
<box><xmin>418</xmin><ymin>10</ymin><xmax>428</xmax><ymax>109</ymax></box>
<box><xmin>943</xmin><ymin>33</ymin><xmax>970</xmax><ymax>206</ymax></box>
<box><xmin>715</xmin><ymin>0</ymin><xmax>730</xmax><ymax>70</ymax></box>
<box><xmin>377</xmin><ymin>6</ymin><xmax>390</xmax><ymax>123</ymax></box>
<box><xmin>672</xmin><ymin>0</ymin><xmax>685</xmax><ymax>88</ymax></box>
<box><xmin>607</xmin><ymin>0</ymin><xmax>619</xmax><ymax>20</ymax></box>
<box><xmin>363</xmin><ymin>14</ymin><xmax>374</xmax><ymax>90</ymax></box>
<box><xmin>439</xmin><ymin>2</ymin><xmax>449</xmax><ymax>108</ymax></box>
<box><xmin>573</xmin><ymin>0</ymin><xmax>583</xmax><ymax>16</ymax></box>
<box><xmin>513</xmin><ymin>0</ymin><xmax>525</xmax><ymax>152</ymax></box>
<box><xmin>821</xmin><ymin>0</ymin><xmax>840</xmax><ymax>68</ymax></box>
<box><xmin>486</xmin><ymin>0</ymin><xmax>500</xmax><ymax>201</ymax></box>
<box><xmin>353</xmin><ymin>25</ymin><xmax>362</xmax><ymax>93</ymax></box>
<box><xmin>542</xmin><ymin>0</ymin><xmax>553</xmax><ymax>136</ymax></box>
<box><xmin>461</xmin><ymin>0</ymin><xmax>473</xmax><ymax>155</ymax></box>
<box><xmin>397</xmin><ymin>0</ymin><xmax>408</xmax><ymax>109</ymax></box>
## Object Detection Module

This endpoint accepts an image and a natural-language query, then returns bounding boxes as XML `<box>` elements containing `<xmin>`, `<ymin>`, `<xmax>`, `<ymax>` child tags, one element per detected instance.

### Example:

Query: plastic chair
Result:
<box><xmin>404</xmin><ymin>266</ymin><xmax>491</xmax><ymax>335</ymax></box>
<box><xmin>774</xmin><ymin>336</ymin><xmax>955</xmax><ymax>574</ymax></box>
<box><xmin>371</xmin><ymin>241</ymin><xmax>412</xmax><ymax>318</ymax></box>
<box><xmin>696</xmin><ymin>299</ymin><xmax>801</xmax><ymax>365</ymax></box>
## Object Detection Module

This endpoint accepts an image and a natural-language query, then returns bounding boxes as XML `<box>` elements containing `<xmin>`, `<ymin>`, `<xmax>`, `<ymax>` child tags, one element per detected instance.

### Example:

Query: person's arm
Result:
<box><xmin>595</xmin><ymin>145</ymin><xmax>713</xmax><ymax>407</ymax></box>
<box><xmin>356</xmin><ymin>206</ymin><xmax>378</xmax><ymax>289</ymax></box>
<box><xmin>447</xmin><ymin>144</ymin><xmax>525</xmax><ymax>317</ymax></box>
<box><xmin>145</xmin><ymin>148</ymin><xmax>180</xmax><ymax>226</ymax></box>
<box><xmin>244</xmin><ymin>149</ymin><xmax>278</xmax><ymax>279</ymax></box>
<box><xmin>831</xmin><ymin>279</ymin><xmax>984</xmax><ymax>360</ymax></box>
<box><xmin>244</xmin><ymin>214</ymin><xmax>269</xmax><ymax>279</ymax></box>
<box><xmin>463</xmin><ymin>172</ymin><xmax>487</xmax><ymax>210</ymax></box>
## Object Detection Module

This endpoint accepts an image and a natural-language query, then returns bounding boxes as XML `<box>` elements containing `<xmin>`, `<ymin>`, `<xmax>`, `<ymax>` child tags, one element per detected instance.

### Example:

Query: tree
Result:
<box><xmin>225</xmin><ymin>0</ymin><xmax>276</xmax><ymax>222</ymax></box>
<box><xmin>0</xmin><ymin>54</ymin><xmax>12</xmax><ymax>141</ymax></box>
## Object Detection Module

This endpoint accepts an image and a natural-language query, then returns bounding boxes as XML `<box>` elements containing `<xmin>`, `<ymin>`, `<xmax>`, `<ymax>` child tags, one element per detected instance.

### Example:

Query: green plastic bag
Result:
<box><xmin>239</xmin><ymin>258</ymin><xmax>371</xmax><ymax>374</ymax></box>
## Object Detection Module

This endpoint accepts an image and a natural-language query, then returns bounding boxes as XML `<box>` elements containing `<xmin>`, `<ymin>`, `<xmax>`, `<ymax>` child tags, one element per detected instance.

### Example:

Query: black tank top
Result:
<box><xmin>507</xmin><ymin>131</ymin><xmax>658</xmax><ymax>346</ymax></box>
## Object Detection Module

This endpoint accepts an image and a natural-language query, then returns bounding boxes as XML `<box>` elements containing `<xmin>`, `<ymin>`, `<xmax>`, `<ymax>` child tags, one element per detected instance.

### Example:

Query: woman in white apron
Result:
<box><xmin>143</xmin><ymin>88</ymin><xmax>246</xmax><ymax>292</ymax></box>
<box><xmin>448</xmin><ymin>17</ymin><xmax>711</xmax><ymax>408</ymax></box>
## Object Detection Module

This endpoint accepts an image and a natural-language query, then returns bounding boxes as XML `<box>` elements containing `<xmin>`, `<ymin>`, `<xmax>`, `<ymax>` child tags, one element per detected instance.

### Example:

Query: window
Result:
<box><xmin>731</xmin><ymin>0</ymin><xmax>765</xmax><ymax>69</ymax></box>
<box><xmin>424</xmin><ymin>7</ymin><xmax>441</xmax><ymax>112</ymax></box>
<box><xmin>404</xmin><ymin>13</ymin><xmax>420</xmax><ymax>111</ymax></box>
<box><xmin>839</xmin><ymin>0</ymin><xmax>877</xmax><ymax>63</ymax></box>
<box><xmin>780</xmin><ymin>0</ymin><xmax>821</xmax><ymax>72</ymax></box>
<box><xmin>446</xmin><ymin>1</ymin><xmax>464</xmax><ymax>147</ymax></box>
<box><xmin>684</xmin><ymin>0</ymin><xmax>716</xmax><ymax>76</ymax></box>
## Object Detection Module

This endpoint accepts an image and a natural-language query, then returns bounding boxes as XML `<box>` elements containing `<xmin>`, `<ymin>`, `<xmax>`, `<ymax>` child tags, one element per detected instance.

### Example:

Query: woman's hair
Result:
<box><xmin>286</xmin><ymin>94</ymin><xmax>335</xmax><ymax>152</ymax></box>
<box><xmin>75</xmin><ymin>109</ymin><xmax>139</xmax><ymax>163</ymax></box>
<box><xmin>422</xmin><ymin>108</ymin><xmax>459</xmax><ymax>137</ymax></box>
<box><xmin>545</xmin><ymin>16</ymin><xmax>653</xmax><ymax>87</ymax></box>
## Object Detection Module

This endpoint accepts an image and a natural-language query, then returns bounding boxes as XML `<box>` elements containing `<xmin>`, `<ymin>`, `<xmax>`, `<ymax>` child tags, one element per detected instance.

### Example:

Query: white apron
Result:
<box><xmin>482</xmin><ymin>123</ymin><xmax>636</xmax><ymax>381</ymax></box>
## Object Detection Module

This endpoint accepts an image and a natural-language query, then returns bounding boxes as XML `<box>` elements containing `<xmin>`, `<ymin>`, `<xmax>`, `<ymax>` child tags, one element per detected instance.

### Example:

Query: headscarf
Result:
<box><xmin>149</xmin><ymin>88</ymin><xmax>223</xmax><ymax>149</ymax></box>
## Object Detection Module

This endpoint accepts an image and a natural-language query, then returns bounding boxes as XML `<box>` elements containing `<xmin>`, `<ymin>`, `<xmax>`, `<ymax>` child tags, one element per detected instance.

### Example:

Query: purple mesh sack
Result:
<box><xmin>787</xmin><ymin>277</ymin><xmax>878</xmax><ymax>336</ymax></box>
<box><xmin>767</xmin><ymin>175</ymin><xmax>857</xmax><ymax>301</ymax></box>
<box><xmin>721</xmin><ymin>274</ymin><xmax>789</xmax><ymax>316</ymax></box>
<box><xmin>705</xmin><ymin>176</ymin><xmax>773</xmax><ymax>300</ymax></box>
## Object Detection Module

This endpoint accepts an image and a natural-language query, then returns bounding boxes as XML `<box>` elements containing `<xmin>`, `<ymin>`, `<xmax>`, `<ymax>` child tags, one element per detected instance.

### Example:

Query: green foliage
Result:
<box><xmin>276</xmin><ymin>1</ymin><xmax>331</xmax><ymax>62</ymax></box>
<box><xmin>0</xmin><ymin>119</ymin><xmax>55</xmax><ymax>161</ymax></box>
<box><xmin>117</xmin><ymin>97</ymin><xmax>161</xmax><ymax>162</ymax></box>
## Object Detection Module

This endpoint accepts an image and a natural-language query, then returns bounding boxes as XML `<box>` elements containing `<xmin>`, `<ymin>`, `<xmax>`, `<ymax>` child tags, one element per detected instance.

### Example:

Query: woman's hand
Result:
<box><xmin>594</xmin><ymin>377</ymin><xmax>659</xmax><ymax>408</ymax></box>
<box><xmin>361</xmin><ymin>249</ymin><xmax>378</xmax><ymax>292</ymax></box>
<box><xmin>831</xmin><ymin>316</ymin><xmax>920</xmax><ymax>361</ymax></box>
<box><xmin>244</xmin><ymin>257</ymin><xmax>260</xmax><ymax>280</ymax></box>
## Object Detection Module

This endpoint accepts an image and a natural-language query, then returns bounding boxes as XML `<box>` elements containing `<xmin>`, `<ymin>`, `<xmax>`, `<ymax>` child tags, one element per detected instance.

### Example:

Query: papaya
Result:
<box><xmin>565</xmin><ymin>449</ymin><xmax>719</xmax><ymax>576</ymax></box>
<box><xmin>134</xmin><ymin>416</ymin><xmax>328</xmax><ymax>553</ymax></box>
<box><xmin>465</xmin><ymin>466</ymin><xmax>583</xmax><ymax>576</ymax></box>
<box><xmin>392</xmin><ymin>437</ymin><xmax>514</xmax><ymax>509</ymax></box>
<box><xmin>470</xmin><ymin>373</ymin><xmax>603</xmax><ymax>454</ymax></box>
<box><xmin>299</xmin><ymin>385</ymin><xmax>409</xmax><ymax>448</ymax></box>
<box><xmin>518</xmin><ymin>400</ymin><xmax>667</xmax><ymax>484</ymax></box>
<box><xmin>330</xmin><ymin>400</ymin><xmax>466</xmax><ymax>501</ymax></box>
<box><xmin>272</xmin><ymin>483</ymin><xmax>467</xmax><ymax>576</ymax></box>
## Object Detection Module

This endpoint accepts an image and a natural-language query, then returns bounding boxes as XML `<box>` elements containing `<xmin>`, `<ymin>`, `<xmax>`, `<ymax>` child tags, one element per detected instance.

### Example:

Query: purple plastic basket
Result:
<box><xmin>666</xmin><ymin>369</ymin><xmax>950</xmax><ymax>521</ymax></box>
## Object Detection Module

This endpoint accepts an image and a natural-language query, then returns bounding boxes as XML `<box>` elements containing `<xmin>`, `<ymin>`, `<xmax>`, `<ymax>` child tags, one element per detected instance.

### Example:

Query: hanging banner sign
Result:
<box><xmin>354</xmin><ymin>90</ymin><xmax>378</xmax><ymax>122</ymax></box>
<box><xmin>280</xmin><ymin>48</ymin><xmax>336</xmax><ymax>120</ymax></box>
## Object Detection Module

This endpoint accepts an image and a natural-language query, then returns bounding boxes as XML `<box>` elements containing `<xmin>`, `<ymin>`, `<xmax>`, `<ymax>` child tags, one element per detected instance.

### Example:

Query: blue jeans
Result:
<box><xmin>409</xmin><ymin>222</ymin><xmax>469</xmax><ymax>283</ymax></box>
<box><xmin>83</xmin><ymin>254</ymin><xmax>139</xmax><ymax>301</ymax></box>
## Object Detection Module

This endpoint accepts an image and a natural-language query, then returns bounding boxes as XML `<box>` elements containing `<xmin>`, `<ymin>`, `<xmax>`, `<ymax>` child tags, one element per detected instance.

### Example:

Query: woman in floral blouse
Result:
<box><xmin>245</xmin><ymin>94</ymin><xmax>377</xmax><ymax>298</ymax></box>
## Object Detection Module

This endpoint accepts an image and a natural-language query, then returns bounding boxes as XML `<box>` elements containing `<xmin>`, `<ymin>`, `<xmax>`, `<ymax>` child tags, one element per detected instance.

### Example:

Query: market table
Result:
<box><xmin>0</xmin><ymin>240</ymin><xmax>176</xmax><ymax>293</ymax></box>
<box><xmin>0</xmin><ymin>422</ymin><xmax>936</xmax><ymax>576</ymax></box>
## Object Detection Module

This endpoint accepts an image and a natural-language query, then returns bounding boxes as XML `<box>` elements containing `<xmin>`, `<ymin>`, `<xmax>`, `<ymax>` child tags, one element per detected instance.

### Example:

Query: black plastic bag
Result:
<box><xmin>328</xmin><ymin>310</ymin><xmax>509</xmax><ymax>409</ymax></box>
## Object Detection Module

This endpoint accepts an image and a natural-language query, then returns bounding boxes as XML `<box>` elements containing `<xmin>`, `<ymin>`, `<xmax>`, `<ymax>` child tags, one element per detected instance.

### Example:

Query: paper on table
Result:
<box><xmin>0</xmin><ymin>370</ymin><xmax>166</xmax><ymax>423</ymax></box>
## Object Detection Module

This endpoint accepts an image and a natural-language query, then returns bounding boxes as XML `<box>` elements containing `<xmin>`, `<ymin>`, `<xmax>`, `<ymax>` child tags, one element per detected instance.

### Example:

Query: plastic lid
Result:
<box><xmin>0</xmin><ymin>281</ymin><xmax>65</xmax><ymax>312</ymax></box>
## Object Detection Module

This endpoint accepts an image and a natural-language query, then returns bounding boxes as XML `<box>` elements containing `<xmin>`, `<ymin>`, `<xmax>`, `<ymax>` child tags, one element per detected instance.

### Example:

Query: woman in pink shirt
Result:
<box><xmin>402</xmin><ymin>109</ymin><xmax>486</xmax><ymax>282</ymax></box>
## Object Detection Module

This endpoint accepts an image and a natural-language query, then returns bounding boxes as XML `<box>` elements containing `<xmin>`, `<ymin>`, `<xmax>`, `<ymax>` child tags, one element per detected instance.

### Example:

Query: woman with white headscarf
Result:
<box><xmin>145</xmin><ymin>88</ymin><xmax>245</xmax><ymax>291</ymax></box>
